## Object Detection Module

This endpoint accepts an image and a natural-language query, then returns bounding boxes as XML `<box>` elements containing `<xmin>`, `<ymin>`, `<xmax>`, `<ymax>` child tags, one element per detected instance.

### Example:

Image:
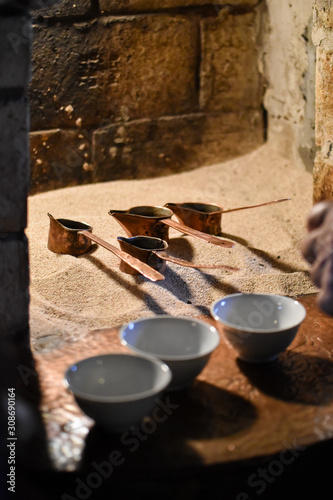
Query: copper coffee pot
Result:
<box><xmin>117</xmin><ymin>236</ymin><xmax>239</xmax><ymax>275</ymax></box>
<box><xmin>165</xmin><ymin>199</ymin><xmax>290</xmax><ymax>235</ymax></box>
<box><xmin>109</xmin><ymin>206</ymin><xmax>234</xmax><ymax>248</ymax></box>
<box><xmin>47</xmin><ymin>214</ymin><xmax>164</xmax><ymax>282</ymax></box>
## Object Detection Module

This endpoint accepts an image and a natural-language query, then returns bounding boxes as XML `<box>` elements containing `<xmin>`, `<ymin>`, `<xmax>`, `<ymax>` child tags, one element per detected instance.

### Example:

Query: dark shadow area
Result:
<box><xmin>81</xmin><ymin>242</ymin><xmax>99</xmax><ymax>255</ymax></box>
<box><xmin>161</xmin><ymin>380</ymin><xmax>257</xmax><ymax>440</ymax></box>
<box><xmin>192</xmin><ymin>303</ymin><xmax>213</xmax><ymax>316</ymax></box>
<box><xmin>158</xmin><ymin>235</ymin><xmax>239</xmax><ymax>302</ymax></box>
<box><xmin>246</xmin><ymin>246</ymin><xmax>305</xmax><ymax>274</ymax></box>
<box><xmin>167</xmin><ymin>236</ymin><xmax>196</xmax><ymax>261</ymax></box>
<box><xmin>222</xmin><ymin>231</ymin><xmax>304</xmax><ymax>274</ymax></box>
<box><xmin>51</xmin><ymin>380</ymin><xmax>256</xmax><ymax>499</ymax></box>
<box><xmin>191</xmin><ymin>274</ymin><xmax>240</xmax><ymax>316</ymax></box>
<box><xmin>237</xmin><ymin>351</ymin><xmax>333</xmax><ymax>405</ymax></box>
<box><xmin>220</xmin><ymin>231</ymin><xmax>249</xmax><ymax>247</ymax></box>
<box><xmin>13</xmin><ymin>436</ymin><xmax>333</xmax><ymax>500</ymax></box>
<box><xmin>6</xmin><ymin>347</ymin><xmax>333</xmax><ymax>500</ymax></box>
<box><xmin>0</xmin><ymin>333</ymin><xmax>52</xmax><ymax>500</ymax></box>
<box><xmin>202</xmin><ymin>435</ymin><xmax>333</xmax><ymax>500</ymax></box>
<box><xmin>200</xmin><ymin>272</ymin><xmax>240</xmax><ymax>295</ymax></box>
<box><xmin>85</xmin><ymin>237</ymin><xmax>195</xmax><ymax>309</ymax></box>
<box><xmin>79</xmin><ymin>380</ymin><xmax>256</xmax><ymax>465</ymax></box>
<box><xmin>83</xmin><ymin>253</ymin><xmax>168</xmax><ymax>315</ymax></box>
<box><xmin>156</xmin><ymin>265</ymin><xmax>193</xmax><ymax>304</ymax></box>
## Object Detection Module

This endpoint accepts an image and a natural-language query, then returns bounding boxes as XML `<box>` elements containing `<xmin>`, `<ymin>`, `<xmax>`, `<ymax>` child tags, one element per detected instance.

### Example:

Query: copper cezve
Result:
<box><xmin>117</xmin><ymin>235</ymin><xmax>240</xmax><ymax>275</ymax></box>
<box><xmin>109</xmin><ymin>206</ymin><xmax>234</xmax><ymax>248</ymax></box>
<box><xmin>165</xmin><ymin>199</ymin><xmax>290</xmax><ymax>235</ymax></box>
<box><xmin>47</xmin><ymin>213</ymin><xmax>164</xmax><ymax>282</ymax></box>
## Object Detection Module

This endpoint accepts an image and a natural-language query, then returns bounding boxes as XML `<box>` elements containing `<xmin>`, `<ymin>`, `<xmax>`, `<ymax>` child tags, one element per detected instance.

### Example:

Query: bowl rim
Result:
<box><xmin>210</xmin><ymin>293</ymin><xmax>307</xmax><ymax>334</ymax></box>
<box><xmin>64</xmin><ymin>353</ymin><xmax>172</xmax><ymax>403</ymax></box>
<box><xmin>119</xmin><ymin>314</ymin><xmax>220</xmax><ymax>361</ymax></box>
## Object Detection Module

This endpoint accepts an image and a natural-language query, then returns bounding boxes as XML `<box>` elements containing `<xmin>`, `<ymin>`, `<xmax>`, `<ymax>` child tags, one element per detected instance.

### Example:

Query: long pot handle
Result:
<box><xmin>221</xmin><ymin>198</ymin><xmax>290</xmax><ymax>214</ymax></box>
<box><xmin>162</xmin><ymin>219</ymin><xmax>234</xmax><ymax>248</ymax></box>
<box><xmin>80</xmin><ymin>230</ymin><xmax>165</xmax><ymax>282</ymax></box>
<box><xmin>155</xmin><ymin>251</ymin><xmax>239</xmax><ymax>271</ymax></box>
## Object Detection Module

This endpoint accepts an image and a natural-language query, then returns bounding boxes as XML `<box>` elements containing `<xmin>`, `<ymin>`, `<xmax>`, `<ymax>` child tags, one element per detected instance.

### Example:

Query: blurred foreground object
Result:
<box><xmin>301</xmin><ymin>201</ymin><xmax>333</xmax><ymax>316</ymax></box>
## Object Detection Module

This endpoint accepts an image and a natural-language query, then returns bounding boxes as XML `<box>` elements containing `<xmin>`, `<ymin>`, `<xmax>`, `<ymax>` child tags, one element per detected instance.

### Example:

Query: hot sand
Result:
<box><xmin>27</xmin><ymin>144</ymin><xmax>317</xmax><ymax>352</ymax></box>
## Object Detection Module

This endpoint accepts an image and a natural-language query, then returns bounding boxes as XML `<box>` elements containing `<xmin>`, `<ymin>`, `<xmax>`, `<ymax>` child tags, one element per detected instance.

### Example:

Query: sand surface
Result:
<box><xmin>27</xmin><ymin>144</ymin><xmax>317</xmax><ymax>352</ymax></box>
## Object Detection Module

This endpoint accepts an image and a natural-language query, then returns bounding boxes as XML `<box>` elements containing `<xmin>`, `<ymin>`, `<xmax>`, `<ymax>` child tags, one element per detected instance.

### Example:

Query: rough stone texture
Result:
<box><xmin>200</xmin><ymin>12</ymin><xmax>262</xmax><ymax>112</ymax></box>
<box><xmin>314</xmin><ymin>0</ymin><xmax>333</xmax><ymax>30</ymax></box>
<box><xmin>0</xmin><ymin>96</ymin><xmax>29</xmax><ymax>232</ymax></box>
<box><xmin>0</xmin><ymin>234</ymin><xmax>29</xmax><ymax>336</ymax></box>
<box><xmin>92</xmin><ymin>110</ymin><xmax>264</xmax><ymax>181</ymax></box>
<box><xmin>315</xmin><ymin>47</ymin><xmax>333</xmax><ymax>148</ymax></box>
<box><xmin>29</xmin><ymin>109</ymin><xmax>264</xmax><ymax>190</ymax></box>
<box><xmin>99</xmin><ymin>0</ymin><xmax>260</xmax><ymax>12</ymax></box>
<box><xmin>30</xmin><ymin>128</ymin><xmax>93</xmax><ymax>193</ymax></box>
<box><xmin>29</xmin><ymin>2</ymin><xmax>267</xmax><ymax>193</ymax></box>
<box><xmin>313</xmin><ymin>150</ymin><xmax>333</xmax><ymax>201</ymax></box>
<box><xmin>263</xmin><ymin>0</ymin><xmax>315</xmax><ymax>172</ymax></box>
<box><xmin>313</xmin><ymin>1</ymin><xmax>333</xmax><ymax>202</ymax></box>
<box><xmin>313</xmin><ymin>46</ymin><xmax>333</xmax><ymax>201</ymax></box>
<box><xmin>31</xmin><ymin>0</ymin><xmax>92</xmax><ymax>17</ymax></box>
<box><xmin>0</xmin><ymin>7</ymin><xmax>38</xmax><ymax>342</ymax></box>
<box><xmin>30</xmin><ymin>15</ymin><xmax>198</xmax><ymax>131</ymax></box>
<box><xmin>0</xmin><ymin>0</ymin><xmax>59</xmax><ymax>8</ymax></box>
<box><xmin>0</xmin><ymin>16</ymin><xmax>32</xmax><ymax>89</ymax></box>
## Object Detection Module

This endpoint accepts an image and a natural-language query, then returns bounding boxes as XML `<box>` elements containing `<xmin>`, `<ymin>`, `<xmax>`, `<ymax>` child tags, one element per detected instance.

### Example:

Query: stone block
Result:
<box><xmin>100</xmin><ymin>0</ymin><xmax>259</xmax><ymax>13</ymax></box>
<box><xmin>29</xmin><ymin>108</ymin><xmax>264</xmax><ymax>192</ymax></box>
<box><xmin>30</xmin><ymin>128</ymin><xmax>93</xmax><ymax>194</ymax></box>
<box><xmin>0</xmin><ymin>15</ymin><xmax>31</xmax><ymax>89</ymax></box>
<box><xmin>314</xmin><ymin>0</ymin><xmax>333</xmax><ymax>30</ymax></box>
<box><xmin>29</xmin><ymin>15</ymin><xmax>197</xmax><ymax>130</ymax></box>
<box><xmin>0</xmin><ymin>233</ymin><xmax>29</xmax><ymax>335</ymax></box>
<box><xmin>314</xmin><ymin>42</ymin><xmax>333</xmax><ymax>201</ymax></box>
<box><xmin>92</xmin><ymin>115</ymin><xmax>201</xmax><ymax>181</ymax></box>
<box><xmin>31</xmin><ymin>0</ymin><xmax>92</xmax><ymax>18</ymax></box>
<box><xmin>315</xmin><ymin>48</ymin><xmax>333</xmax><ymax>148</ymax></box>
<box><xmin>200</xmin><ymin>13</ymin><xmax>263</xmax><ymax>112</ymax></box>
<box><xmin>0</xmin><ymin>96</ymin><xmax>29</xmax><ymax>232</ymax></box>
<box><xmin>92</xmin><ymin>109</ymin><xmax>264</xmax><ymax>182</ymax></box>
<box><xmin>313</xmin><ymin>150</ymin><xmax>333</xmax><ymax>202</ymax></box>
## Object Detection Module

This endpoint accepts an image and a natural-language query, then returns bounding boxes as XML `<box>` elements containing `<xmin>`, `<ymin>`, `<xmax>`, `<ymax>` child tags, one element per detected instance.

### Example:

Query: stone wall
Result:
<box><xmin>29</xmin><ymin>0</ymin><xmax>265</xmax><ymax>193</ymax></box>
<box><xmin>0</xmin><ymin>4</ymin><xmax>60</xmax><ymax>478</ymax></box>
<box><xmin>0</xmin><ymin>1</ymin><xmax>33</xmax><ymax>342</ymax></box>
<box><xmin>313</xmin><ymin>0</ymin><xmax>333</xmax><ymax>201</ymax></box>
<box><xmin>262</xmin><ymin>0</ymin><xmax>316</xmax><ymax>172</ymax></box>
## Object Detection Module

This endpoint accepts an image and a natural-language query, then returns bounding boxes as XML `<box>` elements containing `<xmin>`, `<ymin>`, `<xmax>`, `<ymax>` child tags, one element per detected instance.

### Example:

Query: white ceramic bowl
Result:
<box><xmin>210</xmin><ymin>293</ymin><xmax>306</xmax><ymax>363</ymax></box>
<box><xmin>119</xmin><ymin>315</ymin><xmax>220</xmax><ymax>391</ymax></box>
<box><xmin>64</xmin><ymin>353</ymin><xmax>172</xmax><ymax>433</ymax></box>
